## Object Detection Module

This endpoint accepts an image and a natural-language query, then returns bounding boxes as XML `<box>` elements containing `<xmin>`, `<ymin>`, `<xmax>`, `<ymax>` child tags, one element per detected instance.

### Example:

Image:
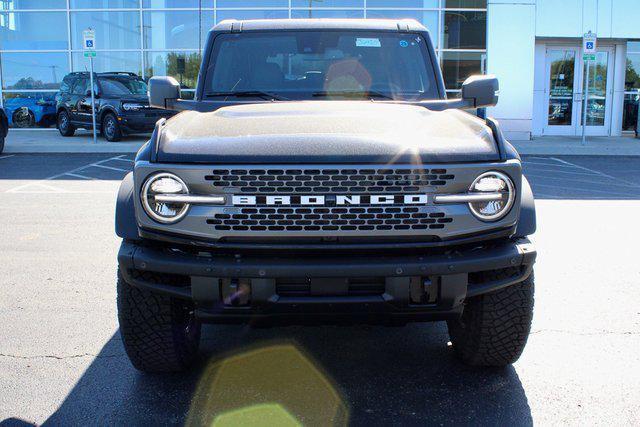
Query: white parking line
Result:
<box><xmin>549</xmin><ymin>157</ymin><xmax>617</xmax><ymax>180</ymax></box>
<box><xmin>524</xmin><ymin>160</ymin><xmax>580</xmax><ymax>169</ymax></box>
<box><xmin>0</xmin><ymin>155</ymin><xmax>15</xmax><ymax>160</ymax></box>
<box><xmin>524</xmin><ymin>173</ymin><xmax>639</xmax><ymax>188</ymax></box>
<box><xmin>523</xmin><ymin>168</ymin><xmax>602</xmax><ymax>177</ymax></box>
<box><xmin>90</xmin><ymin>163</ymin><xmax>130</xmax><ymax>173</ymax></box>
<box><xmin>64</xmin><ymin>173</ymin><xmax>94</xmax><ymax>180</ymax></box>
<box><xmin>5</xmin><ymin>155</ymin><xmax>127</xmax><ymax>193</ymax></box>
<box><xmin>111</xmin><ymin>157</ymin><xmax>135</xmax><ymax>163</ymax></box>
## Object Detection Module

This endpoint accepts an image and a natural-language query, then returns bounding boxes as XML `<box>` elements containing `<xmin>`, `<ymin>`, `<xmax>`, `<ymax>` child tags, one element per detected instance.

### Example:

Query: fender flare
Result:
<box><xmin>515</xmin><ymin>175</ymin><xmax>536</xmax><ymax>237</ymax></box>
<box><xmin>115</xmin><ymin>172</ymin><xmax>140</xmax><ymax>240</ymax></box>
<box><xmin>98</xmin><ymin>106</ymin><xmax>118</xmax><ymax>126</ymax></box>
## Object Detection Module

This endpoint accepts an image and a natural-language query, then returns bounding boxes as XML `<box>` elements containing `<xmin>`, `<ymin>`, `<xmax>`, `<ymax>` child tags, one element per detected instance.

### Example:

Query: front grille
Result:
<box><xmin>204</xmin><ymin>168</ymin><xmax>455</xmax><ymax>194</ymax></box>
<box><xmin>207</xmin><ymin>206</ymin><xmax>453</xmax><ymax>232</ymax></box>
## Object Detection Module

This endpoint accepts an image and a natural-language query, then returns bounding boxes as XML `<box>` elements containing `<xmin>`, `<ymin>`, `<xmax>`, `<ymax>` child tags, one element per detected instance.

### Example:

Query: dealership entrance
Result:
<box><xmin>543</xmin><ymin>45</ymin><xmax>615</xmax><ymax>136</ymax></box>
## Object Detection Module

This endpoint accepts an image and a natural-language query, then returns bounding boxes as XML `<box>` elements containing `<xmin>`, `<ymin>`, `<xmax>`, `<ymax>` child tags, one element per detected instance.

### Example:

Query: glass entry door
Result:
<box><xmin>544</xmin><ymin>46</ymin><xmax>614</xmax><ymax>136</ymax></box>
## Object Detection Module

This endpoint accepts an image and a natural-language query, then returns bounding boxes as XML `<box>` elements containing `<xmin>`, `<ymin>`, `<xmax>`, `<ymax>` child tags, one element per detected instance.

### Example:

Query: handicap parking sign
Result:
<box><xmin>82</xmin><ymin>29</ymin><xmax>96</xmax><ymax>51</ymax></box>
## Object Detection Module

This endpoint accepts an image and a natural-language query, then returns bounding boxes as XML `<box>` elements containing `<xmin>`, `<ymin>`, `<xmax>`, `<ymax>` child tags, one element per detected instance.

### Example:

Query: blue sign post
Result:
<box><xmin>582</xmin><ymin>32</ymin><xmax>597</xmax><ymax>146</ymax></box>
<box><xmin>83</xmin><ymin>29</ymin><xmax>97</xmax><ymax>144</ymax></box>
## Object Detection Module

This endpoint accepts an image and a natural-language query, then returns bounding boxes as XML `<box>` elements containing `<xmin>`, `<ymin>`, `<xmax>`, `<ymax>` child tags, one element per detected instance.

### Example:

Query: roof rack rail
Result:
<box><xmin>99</xmin><ymin>71</ymin><xmax>139</xmax><ymax>76</ymax></box>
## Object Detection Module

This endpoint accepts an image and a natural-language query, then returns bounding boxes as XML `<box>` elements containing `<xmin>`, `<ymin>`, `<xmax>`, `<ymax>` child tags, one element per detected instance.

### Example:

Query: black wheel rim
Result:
<box><xmin>14</xmin><ymin>111</ymin><xmax>32</xmax><ymax>128</ymax></box>
<box><xmin>105</xmin><ymin>117</ymin><xmax>116</xmax><ymax>138</ymax></box>
<box><xmin>59</xmin><ymin>113</ymin><xmax>68</xmax><ymax>131</ymax></box>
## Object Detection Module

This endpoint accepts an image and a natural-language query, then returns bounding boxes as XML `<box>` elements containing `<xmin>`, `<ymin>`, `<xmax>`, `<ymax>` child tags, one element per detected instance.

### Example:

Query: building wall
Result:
<box><xmin>490</xmin><ymin>0</ymin><xmax>640</xmax><ymax>139</ymax></box>
<box><xmin>0</xmin><ymin>0</ymin><xmax>489</xmax><ymax>129</ymax></box>
<box><xmin>486</xmin><ymin>0</ymin><xmax>535</xmax><ymax>141</ymax></box>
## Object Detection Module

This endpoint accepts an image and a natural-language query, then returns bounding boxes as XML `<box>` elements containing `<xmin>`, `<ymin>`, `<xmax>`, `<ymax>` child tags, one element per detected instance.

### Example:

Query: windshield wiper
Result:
<box><xmin>312</xmin><ymin>90</ymin><xmax>394</xmax><ymax>100</ymax></box>
<box><xmin>205</xmin><ymin>90</ymin><xmax>288</xmax><ymax>101</ymax></box>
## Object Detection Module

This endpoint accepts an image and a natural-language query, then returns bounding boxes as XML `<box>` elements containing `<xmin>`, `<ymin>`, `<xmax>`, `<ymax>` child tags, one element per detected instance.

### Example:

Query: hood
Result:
<box><xmin>119</xmin><ymin>94</ymin><xmax>149</xmax><ymax>104</ymax></box>
<box><xmin>155</xmin><ymin>101</ymin><xmax>500</xmax><ymax>164</ymax></box>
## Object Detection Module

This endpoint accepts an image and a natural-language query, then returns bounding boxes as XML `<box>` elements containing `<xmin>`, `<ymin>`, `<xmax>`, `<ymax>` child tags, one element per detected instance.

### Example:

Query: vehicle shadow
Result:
<box><xmin>42</xmin><ymin>323</ymin><xmax>532</xmax><ymax>426</ymax></box>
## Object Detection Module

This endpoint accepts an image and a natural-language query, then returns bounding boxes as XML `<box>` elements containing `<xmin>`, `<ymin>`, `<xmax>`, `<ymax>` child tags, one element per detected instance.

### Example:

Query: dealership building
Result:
<box><xmin>0</xmin><ymin>0</ymin><xmax>638</xmax><ymax>140</ymax></box>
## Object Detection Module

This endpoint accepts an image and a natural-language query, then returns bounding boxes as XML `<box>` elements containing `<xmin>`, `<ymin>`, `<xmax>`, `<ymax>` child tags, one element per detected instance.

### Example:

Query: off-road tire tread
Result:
<box><xmin>117</xmin><ymin>270</ymin><xmax>200</xmax><ymax>372</ymax></box>
<box><xmin>447</xmin><ymin>270</ymin><xmax>534</xmax><ymax>367</ymax></box>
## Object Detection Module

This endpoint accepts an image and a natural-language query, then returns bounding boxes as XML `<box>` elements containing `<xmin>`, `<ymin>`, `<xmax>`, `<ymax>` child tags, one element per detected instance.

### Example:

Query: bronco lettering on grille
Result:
<box><xmin>232</xmin><ymin>194</ymin><xmax>430</xmax><ymax>206</ymax></box>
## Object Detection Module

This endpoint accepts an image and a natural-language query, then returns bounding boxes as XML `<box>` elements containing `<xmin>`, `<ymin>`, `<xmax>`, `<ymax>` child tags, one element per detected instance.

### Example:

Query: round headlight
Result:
<box><xmin>141</xmin><ymin>172</ymin><xmax>189</xmax><ymax>224</ymax></box>
<box><xmin>468</xmin><ymin>171</ymin><xmax>515</xmax><ymax>221</ymax></box>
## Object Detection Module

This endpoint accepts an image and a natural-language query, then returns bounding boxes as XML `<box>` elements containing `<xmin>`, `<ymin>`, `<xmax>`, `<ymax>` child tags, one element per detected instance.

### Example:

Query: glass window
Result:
<box><xmin>143</xmin><ymin>0</ymin><xmax>214</xmax><ymax>7</ymax></box>
<box><xmin>205</xmin><ymin>31</ymin><xmax>438</xmax><ymax>101</ymax></box>
<box><xmin>291</xmin><ymin>9</ymin><xmax>363</xmax><ymax>19</ymax></box>
<box><xmin>441</xmin><ymin>51</ymin><xmax>484</xmax><ymax>89</ymax></box>
<box><xmin>0</xmin><ymin>12</ymin><xmax>68</xmax><ymax>50</ymax></box>
<box><xmin>292</xmin><ymin>0</ymin><xmax>363</xmax><ymax>7</ymax></box>
<box><xmin>143</xmin><ymin>11</ymin><xmax>214</xmax><ymax>50</ymax></box>
<box><xmin>444</xmin><ymin>0</ymin><xmax>487</xmax><ymax>8</ymax></box>
<box><xmin>217</xmin><ymin>0</ymin><xmax>288</xmax><ymax>7</ymax></box>
<box><xmin>216</xmin><ymin>10</ymin><xmax>288</xmax><ymax>23</ymax></box>
<box><xmin>623</xmin><ymin>92</ymin><xmax>639</xmax><ymax>132</ymax></box>
<box><xmin>443</xmin><ymin>11</ymin><xmax>486</xmax><ymax>49</ymax></box>
<box><xmin>145</xmin><ymin>51</ymin><xmax>201</xmax><ymax>90</ymax></box>
<box><xmin>628</xmin><ymin>42</ymin><xmax>640</xmax><ymax>53</ymax></box>
<box><xmin>71</xmin><ymin>11</ymin><xmax>140</xmax><ymax>50</ymax></box>
<box><xmin>60</xmin><ymin>74</ymin><xmax>76</xmax><ymax>93</ymax></box>
<box><xmin>3</xmin><ymin>92</ymin><xmax>57</xmax><ymax>128</ymax></box>
<box><xmin>1</xmin><ymin>52</ymin><xmax>69</xmax><ymax>90</ymax></box>
<box><xmin>367</xmin><ymin>0</ymin><xmax>438</xmax><ymax>7</ymax></box>
<box><xmin>98</xmin><ymin>76</ymin><xmax>147</xmax><ymax>96</ymax></box>
<box><xmin>71</xmin><ymin>77</ymin><xmax>88</xmax><ymax>95</ymax></box>
<box><xmin>0</xmin><ymin>0</ymin><xmax>66</xmax><ymax>10</ymax></box>
<box><xmin>72</xmin><ymin>51</ymin><xmax>142</xmax><ymax>76</ymax></box>
<box><xmin>366</xmin><ymin>10</ymin><xmax>438</xmax><ymax>44</ymax></box>
<box><xmin>626</xmin><ymin>53</ymin><xmax>640</xmax><ymax>91</ymax></box>
<box><xmin>70</xmin><ymin>0</ymin><xmax>139</xmax><ymax>8</ymax></box>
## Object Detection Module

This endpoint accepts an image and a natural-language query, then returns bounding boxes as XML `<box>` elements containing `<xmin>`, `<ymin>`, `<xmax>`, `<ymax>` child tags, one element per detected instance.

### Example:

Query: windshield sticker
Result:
<box><xmin>399</xmin><ymin>40</ymin><xmax>409</xmax><ymax>48</ymax></box>
<box><xmin>356</xmin><ymin>38</ymin><xmax>381</xmax><ymax>48</ymax></box>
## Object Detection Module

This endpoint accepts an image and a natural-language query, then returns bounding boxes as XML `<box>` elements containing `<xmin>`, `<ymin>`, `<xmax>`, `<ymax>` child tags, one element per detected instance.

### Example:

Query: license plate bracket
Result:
<box><xmin>309</xmin><ymin>278</ymin><xmax>349</xmax><ymax>296</ymax></box>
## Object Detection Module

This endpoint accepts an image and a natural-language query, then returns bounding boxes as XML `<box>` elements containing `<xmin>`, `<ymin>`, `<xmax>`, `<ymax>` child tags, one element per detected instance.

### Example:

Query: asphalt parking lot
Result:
<box><xmin>0</xmin><ymin>154</ymin><xmax>639</xmax><ymax>425</ymax></box>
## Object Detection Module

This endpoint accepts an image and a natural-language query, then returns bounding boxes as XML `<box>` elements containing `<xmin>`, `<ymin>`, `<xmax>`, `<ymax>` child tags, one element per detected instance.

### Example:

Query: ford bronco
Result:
<box><xmin>115</xmin><ymin>19</ymin><xmax>537</xmax><ymax>372</ymax></box>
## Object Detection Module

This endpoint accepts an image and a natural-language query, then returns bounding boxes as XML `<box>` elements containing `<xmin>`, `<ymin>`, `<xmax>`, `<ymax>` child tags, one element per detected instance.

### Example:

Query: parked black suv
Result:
<box><xmin>55</xmin><ymin>72</ymin><xmax>174</xmax><ymax>142</ymax></box>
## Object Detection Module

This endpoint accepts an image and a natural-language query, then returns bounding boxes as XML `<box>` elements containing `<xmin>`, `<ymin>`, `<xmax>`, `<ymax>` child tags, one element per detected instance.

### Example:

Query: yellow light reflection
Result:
<box><xmin>212</xmin><ymin>403</ymin><xmax>301</xmax><ymax>427</ymax></box>
<box><xmin>186</xmin><ymin>343</ymin><xmax>348</xmax><ymax>427</ymax></box>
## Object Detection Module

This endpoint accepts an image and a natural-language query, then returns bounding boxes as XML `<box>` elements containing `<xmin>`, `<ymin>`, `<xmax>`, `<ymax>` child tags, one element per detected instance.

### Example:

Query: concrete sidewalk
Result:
<box><xmin>3</xmin><ymin>129</ymin><xmax>147</xmax><ymax>154</ymax></box>
<box><xmin>513</xmin><ymin>135</ymin><xmax>640</xmax><ymax>156</ymax></box>
<box><xmin>3</xmin><ymin>129</ymin><xmax>640</xmax><ymax>156</ymax></box>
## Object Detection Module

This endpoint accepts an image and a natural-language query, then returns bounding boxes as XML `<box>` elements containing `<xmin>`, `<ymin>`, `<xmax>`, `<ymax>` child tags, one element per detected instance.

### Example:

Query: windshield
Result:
<box><xmin>204</xmin><ymin>31</ymin><xmax>438</xmax><ymax>101</ymax></box>
<box><xmin>99</xmin><ymin>76</ymin><xmax>148</xmax><ymax>96</ymax></box>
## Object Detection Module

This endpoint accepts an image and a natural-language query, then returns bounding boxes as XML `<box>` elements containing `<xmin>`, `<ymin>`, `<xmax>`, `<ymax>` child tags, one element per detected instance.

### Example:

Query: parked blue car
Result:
<box><xmin>4</xmin><ymin>94</ymin><xmax>56</xmax><ymax>128</ymax></box>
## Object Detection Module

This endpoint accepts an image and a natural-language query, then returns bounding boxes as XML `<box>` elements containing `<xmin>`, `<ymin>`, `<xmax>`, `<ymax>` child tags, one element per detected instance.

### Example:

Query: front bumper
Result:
<box><xmin>119</xmin><ymin>113</ymin><xmax>173</xmax><ymax>134</ymax></box>
<box><xmin>118</xmin><ymin>238</ymin><xmax>536</xmax><ymax>324</ymax></box>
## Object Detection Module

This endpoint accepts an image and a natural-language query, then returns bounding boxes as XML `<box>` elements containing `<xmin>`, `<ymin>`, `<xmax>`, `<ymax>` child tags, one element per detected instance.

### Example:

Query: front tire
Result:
<box><xmin>102</xmin><ymin>113</ymin><xmax>122</xmax><ymax>142</ymax></box>
<box><xmin>117</xmin><ymin>269</ymin><xmax>201</xmax><ymax>373</ymax></box>
<box><xmin>447</xmin><ymin>271</ymin><xmax>535</xmax><ymax>367</ymax></box>
<box><xmin>57</xmin><ymin>110</ymin><xmax>75</xmax><ymax>136</ymax></box>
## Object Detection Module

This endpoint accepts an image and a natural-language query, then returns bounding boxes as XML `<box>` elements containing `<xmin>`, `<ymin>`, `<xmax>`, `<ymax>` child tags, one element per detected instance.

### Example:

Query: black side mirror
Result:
<box><xmin>148</xmin><ymin>76</ymin><xmax>181</xmax><ymax>109</ymax></box>
<box><xmin>461</xmin><ymin>75</ymin><xmax>499</xmax><ymax>108</ymax></box>
<box><xmin>85</xmin><ymin>89</ymin><xmax>99</xmax><ymax>98</ymax></box>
